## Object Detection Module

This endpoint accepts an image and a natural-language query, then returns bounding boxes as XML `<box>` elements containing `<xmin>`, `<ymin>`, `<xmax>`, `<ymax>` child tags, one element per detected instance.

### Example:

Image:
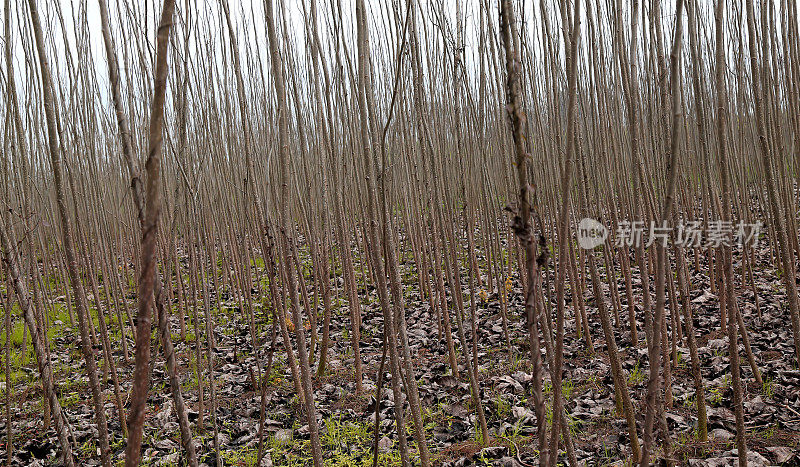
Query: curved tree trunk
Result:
<box><xmin>123</xmin><ymin>0</ymin><xmax>178</xmax><ymax>464</ymax></box>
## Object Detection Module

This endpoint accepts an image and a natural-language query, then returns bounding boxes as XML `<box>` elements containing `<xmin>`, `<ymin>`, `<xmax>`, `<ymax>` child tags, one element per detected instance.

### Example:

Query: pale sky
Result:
<box><xmin>4</xmin><ymin>0</ymin><xmax>760</xmax><ymax>126</ymax></box>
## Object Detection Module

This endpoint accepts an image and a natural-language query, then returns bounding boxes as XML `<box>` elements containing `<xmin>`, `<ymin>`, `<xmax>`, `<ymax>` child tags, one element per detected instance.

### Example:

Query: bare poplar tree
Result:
<box><xmin>498</xmin><ymin>0</ymin><xmax>550</xmax><ymax>463</ymax></box>
<box><xmin>25</xmin><ymin>0</ymin><xmax>112</xmax><ymax>464</ymax></box>
<box><xmin>264</xmin><ymin>0</ymin><xmax>324</xmax><ymax>464</ymax></box>
<box><xmin>124</xmin><ymin>0</ymin><xmax>178</xmax><ymax>464</ymax></box>
<box><xmin>640</xmin><ymin>3</ymin><xmax>685</xmax><ymax>466</ymax></box>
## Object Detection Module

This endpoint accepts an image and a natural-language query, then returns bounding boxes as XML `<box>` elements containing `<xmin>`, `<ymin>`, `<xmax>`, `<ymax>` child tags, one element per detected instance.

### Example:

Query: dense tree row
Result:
<box><xmin>2</xmin><ymin>0</ymin><xmax>799</xmax><ymax>465</ymax></box>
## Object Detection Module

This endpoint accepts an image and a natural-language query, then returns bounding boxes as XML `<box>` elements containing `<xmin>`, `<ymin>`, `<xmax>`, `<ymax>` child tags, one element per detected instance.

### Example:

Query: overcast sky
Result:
<box><xmin>4</xmin><ymin>0</ymin><xmax>757</xmax><ymax>121</ymax></box>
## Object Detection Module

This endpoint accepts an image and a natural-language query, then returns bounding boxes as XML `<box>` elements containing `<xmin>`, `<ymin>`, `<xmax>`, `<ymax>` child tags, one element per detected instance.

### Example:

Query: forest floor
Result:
<box><xmin>1</xmin><ymin>242</ymin><xmax>799</xmax><ymax>466</ymax></box>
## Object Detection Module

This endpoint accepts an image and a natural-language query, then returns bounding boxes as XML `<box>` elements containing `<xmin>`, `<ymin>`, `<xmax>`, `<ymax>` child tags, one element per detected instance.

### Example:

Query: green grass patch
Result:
<box><xmin>267</xmin><ymin>415</ymin><xmax>403</xmax><ymax>466</ymax></box>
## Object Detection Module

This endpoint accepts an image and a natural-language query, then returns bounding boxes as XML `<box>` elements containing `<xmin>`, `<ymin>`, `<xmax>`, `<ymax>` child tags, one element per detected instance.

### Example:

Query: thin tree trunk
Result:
<box><xmin>498</xmin><ymin>1</ymin><xmax>549</xmax><ymax>463</ymax></box>
<box><xmin>124</xmin><ymin>0</ymin><xmax>177</xmax><ymax>464</ymax></box>
<box><xmin>744</xmin><ymin>0</ymin><xmax>800</xmax><ymax>368</ymax></box>
<box><xmin>641</xmin><ymin>2</ymin><xmax>683</xmax><ymax>465</ymax></box>
<box><xmin>264</xmin><ymin>0</ymin><xmax>324</xmax><ymax>464</ymax></box>
<box><xmin>0</xmin><ymin>221</ymin><xmax>75</xmax><ymax>467</ymax></box>
<box><xmin>717</xmin><ymin>1</ymin><xmax>747</xmax><ymax>463</ymax></box>
<box><xmin>26</xmin><ymin>0</ymin><xmax>112</xmax><ymax>464</ymax></box>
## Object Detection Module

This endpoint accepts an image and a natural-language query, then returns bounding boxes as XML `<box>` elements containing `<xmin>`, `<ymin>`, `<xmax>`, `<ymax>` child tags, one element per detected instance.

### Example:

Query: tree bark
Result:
<box><xmin>124</xmin><ymin>0</ymin><xmax>177</xmax><ymax>464</ymax></box>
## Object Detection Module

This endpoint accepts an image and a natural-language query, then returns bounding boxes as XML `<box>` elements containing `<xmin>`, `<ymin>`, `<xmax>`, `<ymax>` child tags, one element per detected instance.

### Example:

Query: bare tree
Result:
<box><xmin>124</xmin><ymin>0</ymin><xmax>178</xmax><ymax>464</ymax></box>
<box><xmin>25</xmin><ymin>0</ymin><xmax>112</xmax><ymax>464</ymax></box>
<box><xmin>498</xmin><ymin>0</ymin><xmax>549</xmax><ymax>463</ymax></box>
